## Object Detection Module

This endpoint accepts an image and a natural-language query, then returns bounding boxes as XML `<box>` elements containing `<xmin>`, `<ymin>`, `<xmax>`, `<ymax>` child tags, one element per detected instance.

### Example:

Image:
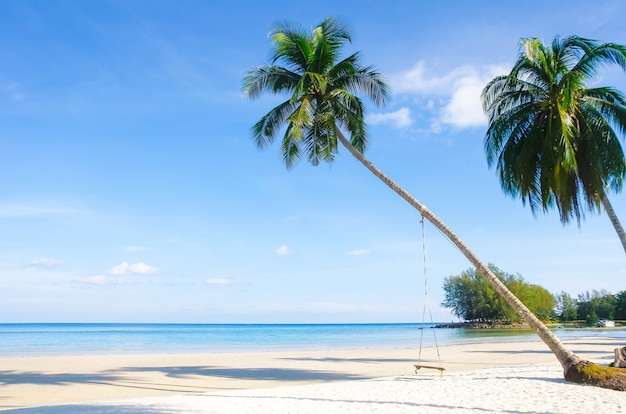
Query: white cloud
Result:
<box><xmin>75</xmin><ymin>274</ymin><xmax>134</xmax><ymax>286</ymax></box>
<box><xmin>73</xmin><ymin>261</ymin><xmax>160</xmax><ymax>287</ymax></box>
<box><xmin>440</xmin><ymin>65</ymin><xmax>508</xmax><ymax>128</ymax></box>
<box><xmin>348</xmin><ymin>249</ymin><xmax>371</xmax><ymax>256</ymax></box>
<box><xmin>367</xmin><ymin>107</ymin><xmax>412</xmax><ymax>128</ymax></box>
<box><xmin>274</xmin><ymin>244</ymin><xmax>289</xmax><ymax>256</ymax></box>
<box><xmin>79</xmin><ymin>274</ymin><xmax>108</xmax><ymax>285</ymax></box>
<box><xmin>391</xmin><ymin>61</ymin><xmax>461</xmax><ymax>94</ymax></box>
<box><xmin>389</xmin><ymin>61</ymin><xmax>509</xmax><ymax>131</ymax></box>
<box><xmin>30</xmin><ymin>258</ymin><xmax>64</xmax><ymax>268</ymax></box>
<box><xmin>0</xmin><ymin>202</ymin><xmax>77</xmax><ymax>217</ymax></box>
<box><xmin>110</xmin><ymin>261</ymin><xmax>160</xmax><ymax>275</ymax></box>
<box><xmin>206</xmin><ymin>278</ymin><xmax>232</xmax><ymax>286</ymax></box>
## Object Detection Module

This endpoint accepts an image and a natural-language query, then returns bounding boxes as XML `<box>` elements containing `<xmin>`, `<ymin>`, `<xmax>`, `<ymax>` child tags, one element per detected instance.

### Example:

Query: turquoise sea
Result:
<box><xmin>1</xmin><ymin>323</ymin><xmax>624</xmax><ymax>356</ymax></box>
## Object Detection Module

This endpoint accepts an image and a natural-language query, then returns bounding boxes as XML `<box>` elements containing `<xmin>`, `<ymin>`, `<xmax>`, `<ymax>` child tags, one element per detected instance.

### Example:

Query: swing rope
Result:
<box><xmin>415</xmin><ymin>215</ymin><xmax>445</xmax><ymax>375</ymax></box>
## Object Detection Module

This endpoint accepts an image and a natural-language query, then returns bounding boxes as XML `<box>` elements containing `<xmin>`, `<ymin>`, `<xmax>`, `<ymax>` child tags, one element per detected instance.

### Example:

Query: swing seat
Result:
<box><xmin>414</xmin><ymin>364</ymin><xmax>445</xmax><ymax>373</ymax></box>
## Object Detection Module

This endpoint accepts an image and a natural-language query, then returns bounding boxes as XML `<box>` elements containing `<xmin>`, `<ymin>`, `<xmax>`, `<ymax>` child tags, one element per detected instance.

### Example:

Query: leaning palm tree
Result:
<box><xmin>243</xmin><ymin>18</ymin><xmax>626</xmax><ymax>390</ymax></box>
<box><xmin>482</xmin><ymin>36</ymin><xmax>626</xmax><ymax>254</ymax></box>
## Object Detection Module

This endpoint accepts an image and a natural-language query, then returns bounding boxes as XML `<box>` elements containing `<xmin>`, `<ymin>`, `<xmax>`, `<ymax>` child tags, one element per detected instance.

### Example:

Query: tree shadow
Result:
<box><xmin>0</xmin><ymin>371</ymin><xmax>123</xmax><ymax>386</ymax></box>
<box><xmin>465</xmin><ymin>349</ymin><xmax>553</xmax><ymax>355</ymax></box>
<box><xmin>190</xmin><ymin>393</ymin><xmax>538</xmax><ymax>414</ymax></box>
<box><xmin>0</xmin><ymin>369</ymin><xmax>218</xmax><ymax>395</ymax></box>
<box><xmin>566</xmin><ymin>341</ymin><xmax>624</xmax><ymax>347</ymax></box>
<box><xmin>109</xmin><ymin>365</ymin><xmax>369</xmax><ymax>382</ymax></box>
<box><xmin>0</xmin><ymin>404</ymin><xmax>163</xmax><ymax>413</ymax></box>
<box><xmin>279</xmin><ymin>357</ymin><xmax>416</xmax><ymax>363</ymax></box>
<box><xmin>0</xmin><ymin>396</ymin><xmax>550</xmax><ymax>414</ymax></box>
<box><xmin>0</xmin><ymin>383</ymin><xmax>566</xmax><ymax>414</ymax></box>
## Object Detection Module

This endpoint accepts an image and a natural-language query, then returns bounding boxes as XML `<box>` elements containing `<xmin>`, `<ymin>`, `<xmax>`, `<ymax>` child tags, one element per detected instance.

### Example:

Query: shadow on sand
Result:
<box><xmin>108</xmin><ymin>365</ymin><xmax>369</xmax><ymax>382</ymax></box>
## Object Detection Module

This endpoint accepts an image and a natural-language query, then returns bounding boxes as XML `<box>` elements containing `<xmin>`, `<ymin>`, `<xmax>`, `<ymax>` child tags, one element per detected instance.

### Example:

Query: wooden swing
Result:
<box><xmin>414</xmin><ymin>216</ymin><xmax>446</xmax><ymax>376</ymax></box>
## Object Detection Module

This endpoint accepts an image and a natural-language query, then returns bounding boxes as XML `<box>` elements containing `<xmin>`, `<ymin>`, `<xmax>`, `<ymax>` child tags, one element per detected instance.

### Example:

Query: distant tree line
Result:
<box><xmin>555</xmin><ymin>290</ymin><xmax>626</xmax><ymax>325</ymax></box>
<box><xmin>443</xmin><ymin>266</ymin><xmax>625</xmax><ymax>325</ymax></box>
<box><xmin>442</xmin><ymin>265</ymin><xmax>554</xmax><ymax>323</ymax></box>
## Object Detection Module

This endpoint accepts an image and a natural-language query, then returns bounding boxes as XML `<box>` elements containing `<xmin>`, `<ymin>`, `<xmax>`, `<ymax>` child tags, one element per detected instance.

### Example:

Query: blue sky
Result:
<box><xmin>2</xmin><ymin>0</ymin><xmax>625</xmax><ymax>323</ymax></box>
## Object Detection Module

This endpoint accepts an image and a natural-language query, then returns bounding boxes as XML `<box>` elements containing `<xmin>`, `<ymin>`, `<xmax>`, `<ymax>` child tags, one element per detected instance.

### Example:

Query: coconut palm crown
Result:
<box><xmin>482</xmin><ymin>36</ymin><xmax>626</xmax><ymax>251</ymax></box>
<box><xmin>243</xmin><ymin>17</ymin><xmax>389</xmax><ymax>168</ymax></box>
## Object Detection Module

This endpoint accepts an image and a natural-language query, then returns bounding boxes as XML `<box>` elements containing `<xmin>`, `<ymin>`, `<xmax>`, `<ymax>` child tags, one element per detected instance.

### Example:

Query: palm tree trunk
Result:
<box><xmin>600</xmin><ymin>191</ymin><xmax>626</xmax><ymax>255</ymax></box>
<box><xmin>336</xmin><ymin>130</ymin><xmax>626</xmax><ymax>390</ymax></box>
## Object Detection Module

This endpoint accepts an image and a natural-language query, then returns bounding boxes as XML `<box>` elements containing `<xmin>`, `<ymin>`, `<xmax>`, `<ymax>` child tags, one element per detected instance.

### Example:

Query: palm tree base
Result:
<box><xmin>564</xmin><ymin>359</ymin><xmax>626</xmax><ymax>391</ymax></box>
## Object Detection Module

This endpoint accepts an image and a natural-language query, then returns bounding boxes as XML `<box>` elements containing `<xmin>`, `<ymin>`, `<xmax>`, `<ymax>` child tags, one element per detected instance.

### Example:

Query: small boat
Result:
<box><xmin>596</xmin><ymin>319</ymin><xmax>615</xmax><ymax>327</ymax></box>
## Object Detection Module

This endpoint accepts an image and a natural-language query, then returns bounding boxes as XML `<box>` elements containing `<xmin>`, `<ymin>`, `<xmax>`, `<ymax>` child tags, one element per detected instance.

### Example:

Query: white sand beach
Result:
<box><xmin>1</xmin><ymin>337</ymin><xmax>625</xmax><ymax>413</ymax></box>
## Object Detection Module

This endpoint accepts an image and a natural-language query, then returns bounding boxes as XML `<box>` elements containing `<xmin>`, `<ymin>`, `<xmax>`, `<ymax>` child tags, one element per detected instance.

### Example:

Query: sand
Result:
<box><xmin>1</xmin><ymin>336</ymin><xmax>625</xmax><ymax>413</ymax></box>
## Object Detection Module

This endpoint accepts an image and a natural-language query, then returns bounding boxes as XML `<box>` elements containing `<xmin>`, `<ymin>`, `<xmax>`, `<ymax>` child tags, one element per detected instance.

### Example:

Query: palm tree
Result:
<box><xmin>482</xmin><ymin>36</ymin><xmax>626</xmax><ymax>254</ymax></box>
<box><xmin>243</xmin><ymin>18</ymin><xmax>626</xmax><ymax>390</ymax></box>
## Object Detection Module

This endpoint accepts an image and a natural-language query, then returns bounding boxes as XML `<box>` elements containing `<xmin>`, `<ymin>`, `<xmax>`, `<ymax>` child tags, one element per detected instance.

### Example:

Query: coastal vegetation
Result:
<box><xmin>244</xmin><ymin>17</ymin><xmax>626</xmax><ymax>390</ymax></box>
<box><xmin>555</xmin><ymin>290</ymin><xmax>626</xmax><ymax>324</ymax></box>
<box><xmin>443</xmin><ymin>271</ymin><xmax>626</xmax><ymax>327</ymax></box>
<box><xmin>482</xmin><ymin>36</ymin><xmax>626</xmax><ymax>254</ymax></box>
<box><xmin>442</xmin><ymin>265</ymin><xmax>554</xmax><ymax>323</ymax></box>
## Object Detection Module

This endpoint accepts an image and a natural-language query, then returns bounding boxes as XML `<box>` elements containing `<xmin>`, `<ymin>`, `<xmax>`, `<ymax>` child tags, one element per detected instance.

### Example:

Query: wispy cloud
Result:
<box><xmin>392</xmin><ymin>61</ymin><xmax>462</xmax><ymax>95</ymax></box>
<box><xmin>205</xmin><ymin>278</ymin><xmax>233</xmax><ymax>286</ymax></box>
<box><xmin>76</xmin><ymin>274</ymin><xmax>135</xmax><ymax>286</ymax></box>
<box><xmin>74</xmin><ymin>261</ymin><xmax>160</xmax><ymax>286</ymax></box>
<box><xmin>3</xmin><ymin>81</ymin><xmax>26</xmax><ymax>102</ymax></box>
<box><xmin>110</xmin><ymin>262</ymin><xmax>160</xmax><ymax>275</ymax></box>
<box><xmin>30</xmin><ymin>258</ymin><xmax>64</xmax><ymax>268</ymax></box>
<box><xmin>274</xmin><ymin>244</ymin><xmax>290</xmax><ymax>256</ymax></box>
<box><xmin>367</xmin><ymin>107</ymin><xmax>412</xmax><ymax>128</ymax></box>
<box><xmin>0</xmin><ymin>202</ymin><xmax>79</xmax><ymax>218</ymax></box>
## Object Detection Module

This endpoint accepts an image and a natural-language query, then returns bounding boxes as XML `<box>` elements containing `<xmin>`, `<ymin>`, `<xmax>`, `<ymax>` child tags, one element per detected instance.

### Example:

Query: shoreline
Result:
<box><xmin>2</xmin><ymin>323</ymin><xmax>622</xmax><ymax>358</ymax></box>
<box><xmin>1</xmin><ymin>336</ymin><xmax>624</xmax><ymax>412</ymax></box>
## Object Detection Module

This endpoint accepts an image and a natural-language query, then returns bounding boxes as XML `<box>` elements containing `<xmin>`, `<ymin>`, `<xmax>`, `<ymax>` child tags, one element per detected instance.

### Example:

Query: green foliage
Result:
<box><xmin>555</xmin><ymin>291</ymin><xmax>578</xmax><ymax>321</ymax></box>
<box><xmin>577</xmin><ymin>290</ymin><xmax>617</xmax><ymax>320</ymax></box>
<box><xmin>243</xmin><ymin>17</ymin><xmax>389</xmax><ymax>169</ymax></box>
<box><xmin>586</xmin><ymin>311</ymin><xmax>599</xmax><ymax>327</ymax></box>
<box><xmin>615</xmin><ymin>291</ymin><xmax>626</xmax><ymax>320</ymax></box>
<box><xmin>482</xmin><ymin>35</ymin><xmax>626</xmax><ymax>225</ymax></box>
<box><xmin>442</xmin><ymin>264</ymin><xmax>555</xmax><ymax>323</ymax></box>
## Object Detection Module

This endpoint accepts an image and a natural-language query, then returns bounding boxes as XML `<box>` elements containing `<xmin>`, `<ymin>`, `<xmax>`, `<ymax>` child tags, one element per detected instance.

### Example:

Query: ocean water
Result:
<box><xmin>0</xmin><ymin>323</ymin><xmax>623</xmax><ymax>356</ymax></box>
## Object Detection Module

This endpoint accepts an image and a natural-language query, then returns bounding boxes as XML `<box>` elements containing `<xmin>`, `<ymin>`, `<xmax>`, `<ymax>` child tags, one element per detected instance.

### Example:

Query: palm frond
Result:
<box><xmin>338</xmin><ymin>64</ymin><xmax>389</xmax><ymax>107</ymax></box>
<box><xmin>287</xmin><ymin>96</ymin><xmax>314</xmax><ymax>128</ymax></box>
<box><xmin>270</xmin><ymin>21</ymin><xmax>312</xmax><ymax>73</ymax></box>
<box><xmin>332</xmin><ymin>91</ymin><xmax>367</xmax><ymax>152</ymax></box>
<box><xmin>513</xmin><ymin>38</ymin><xmax>553</xmax><ymax>91</ymax></box>
<box><xmin>243</xmin><ymin>65</ymin><xmax>301</xmax><ymax>99</ymax></box>
<box><xmin>251</xmin><ymin>99</ymin><xmax>299</xmax><ymax>148</ymax></box>
<box><xmin>304</xmin><ymin>118</ymin><xmax>336</xmax><ymax>166</ymax></box>
<box><xmin>310</xmin><ymin>18</ymin><xmax>351</xmax><ymax>75</ymax></box>
<box><xmin>483</xmin><ymin>74</ymin><xmax>545</xmax><ymax>168</ymax></box>
<box><xmin>570</xmin><ymin>40</ymin><xmax>626</xmax><ymax>81</ymax></box>
<box><xmin>582</xmin><ymin>87</ymin><xmax>626</xmax><ymax>137</ymax></box>
<box><xmin>578</xmin><ymin>96</ymin><xmax>626</xmax><ymax>192</ymax></box>
<box><xmin>280</xmin><ymin>123</ymin><xmax>301</xmax><ymax>169</ymax></box>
